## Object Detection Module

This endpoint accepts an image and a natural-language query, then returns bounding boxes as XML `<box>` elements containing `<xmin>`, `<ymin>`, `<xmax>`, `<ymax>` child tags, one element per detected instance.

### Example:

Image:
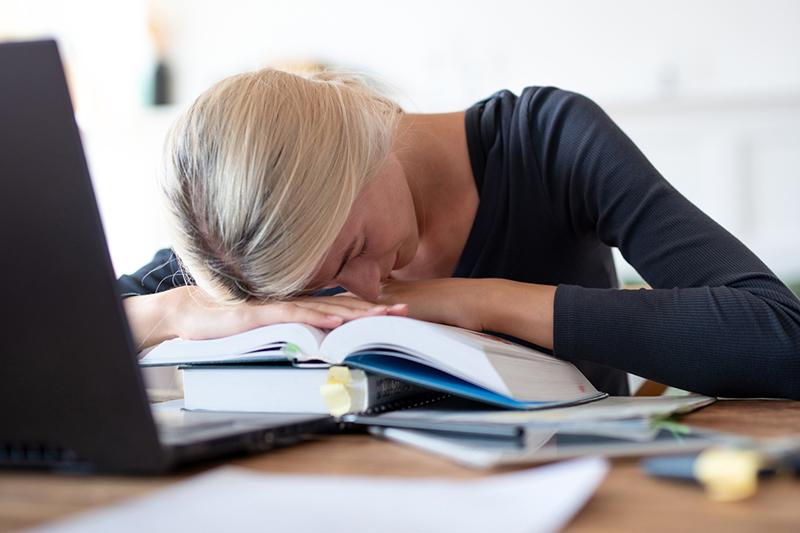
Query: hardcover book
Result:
<box><xmin>140</xmin><ymin>316</ymin><xmax>606</xmax><ymax>410</ymax></box>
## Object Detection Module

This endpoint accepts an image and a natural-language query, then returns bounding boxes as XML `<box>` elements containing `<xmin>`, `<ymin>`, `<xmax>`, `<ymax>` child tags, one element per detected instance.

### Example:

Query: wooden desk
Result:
<box><xmin>1</xmin><ymin>400</ymin><xmax>799</xmax><ymax>532</ymax></box>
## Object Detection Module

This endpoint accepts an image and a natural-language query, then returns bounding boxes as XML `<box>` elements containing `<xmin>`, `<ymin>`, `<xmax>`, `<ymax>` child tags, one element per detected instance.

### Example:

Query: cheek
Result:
<box><xmin>388</xmin><ymin>190</ymin><xmax>418</xmax><ymax>266</ymax></box>
<box><xmin>366</xmin><ymin>153</ymin><xmax>419</xmax><ymax>260</ymax></box>
<box><xmin>388</xmin><ymin>189</ymin><xmax>416</xmax><ymax>247</ymax></box>
<box><xmin>367</xmin><ymin>205</ymin><xmax>406</xmax><ymax>261</ymax></box>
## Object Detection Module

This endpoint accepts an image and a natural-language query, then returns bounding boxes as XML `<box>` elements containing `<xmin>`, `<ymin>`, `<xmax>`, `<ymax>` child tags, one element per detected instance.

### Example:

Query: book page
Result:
<box><xmin>321</xmin><ymin>316</ymin><xmax>509</xmax><ymax>394</ymax></box>
<box><xmin>139</xmin><ymin>323</ymin><xmax>327</xmax><ymax>366</ymax></box>
<box><xmin>322</xmin><ymin>316</ymin><xmax>597</xmax><ymax>401</ymax></box>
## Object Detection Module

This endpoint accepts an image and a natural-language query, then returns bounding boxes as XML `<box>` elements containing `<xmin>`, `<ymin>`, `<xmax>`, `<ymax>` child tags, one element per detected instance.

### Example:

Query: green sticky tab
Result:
<box><xmin>283</xmin><ymin>343</ymin><xmax>300</xmax><ymax>359</ymax></box>
<box><xmin>650</xmin><ymin>415</ymin><xmax>691</xmax><ymax>441</ymax></box>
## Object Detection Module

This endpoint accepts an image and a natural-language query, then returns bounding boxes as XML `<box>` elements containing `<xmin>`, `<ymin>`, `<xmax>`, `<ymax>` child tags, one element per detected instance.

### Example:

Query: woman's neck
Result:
<box><xmin>392</xmin><ymin>111</ymin><xmax>478</xmax><ymax>279</ymax></box>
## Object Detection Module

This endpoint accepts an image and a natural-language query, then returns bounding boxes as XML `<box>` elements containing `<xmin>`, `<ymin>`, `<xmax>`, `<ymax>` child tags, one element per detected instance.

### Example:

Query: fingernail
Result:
<box><xmin>389</xmin><ymin>303</ymin><xmax>407</xmax><ymax>310</ymax></box>
<box><xmin>369</xmin><ymin>306</ymin><xmax>387</xmax><ymax>312</ymax></box>
<box><xmin>326</xmin><ymin>315</ymin><xmax>343</xmax><ymax>323</ymax></box>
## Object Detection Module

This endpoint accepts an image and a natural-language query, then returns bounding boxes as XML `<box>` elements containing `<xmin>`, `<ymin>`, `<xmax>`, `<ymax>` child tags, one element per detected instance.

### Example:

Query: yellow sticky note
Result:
<box><xmin>327</xmin><ymin>365</ymin><xmax>352</xmax><ymax>385</ymax></box>
<box><xmin>320</xmin><ymin>366</ymin><xmax>354</xmax><ymax>417</ymax></box>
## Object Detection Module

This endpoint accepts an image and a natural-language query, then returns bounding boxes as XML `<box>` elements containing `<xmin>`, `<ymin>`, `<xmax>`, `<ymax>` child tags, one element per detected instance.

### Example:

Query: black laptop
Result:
<box><xmin>0</xmin><ymin>39</ymin><xmax>335</xmax><ymax>474</ymax></box>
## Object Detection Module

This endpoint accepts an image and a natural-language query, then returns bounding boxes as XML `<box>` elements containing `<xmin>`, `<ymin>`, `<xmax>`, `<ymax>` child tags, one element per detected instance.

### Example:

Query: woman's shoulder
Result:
<box><xmin>466</xmin><ymin>86</ymin><xmax>605</xmax><ymax>144</ymax></box>
<box><xmin>469</xmin><ymin>85</ymin><xmax>594</xmax><ymax>109</ymax></box>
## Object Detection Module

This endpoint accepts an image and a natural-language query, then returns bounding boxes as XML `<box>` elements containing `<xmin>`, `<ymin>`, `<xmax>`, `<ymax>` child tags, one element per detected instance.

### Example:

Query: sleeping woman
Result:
<box><xmin>119</xmin><ymin>69</ymin><xmax>800</xmax><ymax>398</ymax></box>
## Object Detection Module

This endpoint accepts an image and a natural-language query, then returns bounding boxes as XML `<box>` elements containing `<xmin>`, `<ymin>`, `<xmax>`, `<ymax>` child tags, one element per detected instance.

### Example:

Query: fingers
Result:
<box><xmin>295</xmin><ymin>294</ymin><xmax>408</xmax><ymax>316</ymax></box>
<box><xmin>249</xmin><ymin>302</ymin><xmax>344</xmax><ymax>330</ymax></box>
<box><xmin>386</xmin><ymin>303</ymin><xmax>408</xmax><ymax>315</ymax></box>
<box><xmin>302</xmin><ymin>294</ymin><xmax>375</xmax><ymax>310</ymax></box>
<box><xmin>249</xmin><ymin>301</ymin><xmax>406</xmax><ymax>331</ymax></box>
<box><xmin>332</xmin><ymin>291</ymin><xmax>357</xmax><ymax>300</ymax></box>
<box><xmin>176</xmin><ymin>292</ymin><xmax>411</xmax><ymax>341</ymax></box>
<box><xmin>330</xmin><ymin>293</ymin><xmax>409</xmax><ymax>316</ymax></box>
<box><xmin>292</xmin><ymin>300</ymin><xmax>402</xmax><ymax>321</ymax></box>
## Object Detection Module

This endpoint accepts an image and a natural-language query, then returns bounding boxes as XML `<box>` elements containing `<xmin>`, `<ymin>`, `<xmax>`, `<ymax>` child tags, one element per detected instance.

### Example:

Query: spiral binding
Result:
<box><xmin>361</xmin><ymin>391</ymin><xmax>451</xmax><ymax>415</ymax></box>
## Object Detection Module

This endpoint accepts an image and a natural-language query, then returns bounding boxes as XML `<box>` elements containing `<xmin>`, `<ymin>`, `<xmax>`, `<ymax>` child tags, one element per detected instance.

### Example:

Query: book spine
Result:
<box><xmin>322</xmin><ymin>366</ymin><xmax>447</xmax><ymax>416</ymax></box>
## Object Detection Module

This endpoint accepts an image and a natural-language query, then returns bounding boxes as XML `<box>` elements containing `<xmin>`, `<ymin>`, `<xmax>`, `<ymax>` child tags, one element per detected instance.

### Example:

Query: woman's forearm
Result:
<box><xmin>122</xmin><ymin>290</ymin><xmax>181</xmax><ymax>352</ymax></box>
<box><xmin>376</xmin><ymin>278</ymin><xmax>556</xmax><ymax>350</ymax></box>
<box><xmin>482</xmin><ymin>280</ymin><xmax>556</xmax><ymax>350</ymax></box>
<box><xmin>123</xmin><ymin>285</ymin><xmax>409</xmax><ymax>353</ymax></box>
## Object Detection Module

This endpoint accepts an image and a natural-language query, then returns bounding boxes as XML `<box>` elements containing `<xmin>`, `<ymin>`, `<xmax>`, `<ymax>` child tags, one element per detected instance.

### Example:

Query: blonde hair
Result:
<box><xmin>161</xmin><ymin>68</ymin><xmax>401</xmax><ymax>302</ymax></box>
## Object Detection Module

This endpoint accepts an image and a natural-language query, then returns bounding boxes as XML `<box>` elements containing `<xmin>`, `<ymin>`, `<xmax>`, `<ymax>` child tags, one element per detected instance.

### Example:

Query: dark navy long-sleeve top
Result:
<box><xmin>120</xmin><ymin>87</ymin><xmax>800</xmax><ymax>398</ymax></box>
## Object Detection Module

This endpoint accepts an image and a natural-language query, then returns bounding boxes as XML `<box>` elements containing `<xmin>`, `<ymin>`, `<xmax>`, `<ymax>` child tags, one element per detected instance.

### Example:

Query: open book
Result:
<box><xmin>140</xmin><ymin>316</ymin><xmax>606</xmax><ymax>409</ymax></box>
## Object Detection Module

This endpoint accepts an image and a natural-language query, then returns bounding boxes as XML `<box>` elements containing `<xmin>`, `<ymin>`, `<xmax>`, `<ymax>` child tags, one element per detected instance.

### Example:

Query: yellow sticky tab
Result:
<box><xmin>694</xmin><ymin>448</ymin><xmax>762</xmax><ymax>502</ymax></box>
<box><xmin>327</xmin><ymin>365</ymin><xmax>352</xmax><ymax>385</ymax></box>
<box><xmin>320</xmin><ymin>366</ymin><xmax>354</xmax><ymax>417</ymax></box>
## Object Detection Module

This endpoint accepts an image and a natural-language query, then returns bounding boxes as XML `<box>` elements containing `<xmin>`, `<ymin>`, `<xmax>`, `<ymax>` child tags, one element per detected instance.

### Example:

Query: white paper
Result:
<box><xmin>32</xmin><ymin>457</ymin><xmax>608</xmax><ymax>533</ymax></box>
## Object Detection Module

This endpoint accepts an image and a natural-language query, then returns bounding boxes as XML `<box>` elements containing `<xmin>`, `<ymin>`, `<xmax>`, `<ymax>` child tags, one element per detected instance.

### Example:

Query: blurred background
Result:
<box><xmin>2</xmin><ymin>0</ymin><xmax>799</xmax><ymax>292</ymax></box>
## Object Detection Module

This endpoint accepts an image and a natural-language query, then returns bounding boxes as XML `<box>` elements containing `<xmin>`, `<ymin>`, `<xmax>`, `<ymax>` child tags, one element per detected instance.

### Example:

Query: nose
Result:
<box><xmin>336</xmin><ymin>258</ymin><xmax>382</xmax><ymax>302</ymax></box>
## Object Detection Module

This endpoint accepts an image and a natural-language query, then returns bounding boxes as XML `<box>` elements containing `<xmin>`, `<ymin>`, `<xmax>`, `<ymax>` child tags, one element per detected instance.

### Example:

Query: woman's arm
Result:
<box><xmin>382</xmin><ymin>89</ymin><xmax>800</xmax><ymax>399</ymax></box>
<box><xmin>538</xmin><ymin>90</ymin><xmax>800</xmax><ymax>399</ymax></box>
<box><xmin>120</xmin><ymin>250</ymin><xmax>407</xmax><ymax>351</ymax></box>
<box><xmin>377</xmin><ymin>278</ymin><xmax>556</xmax><ymax>350</ymax></box>
<box><xmin>123</xmin><ymin>285</ymin><xmax>405</xmax><ymax>351</ymax></box>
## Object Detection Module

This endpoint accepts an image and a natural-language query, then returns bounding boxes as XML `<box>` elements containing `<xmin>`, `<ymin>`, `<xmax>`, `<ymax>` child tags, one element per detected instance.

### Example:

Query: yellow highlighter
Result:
<box><xmin>694</xmin><ymin>448</ymin><xmax>763</xmax><ymax>501</ymax></box>
<box><xmin>642</xmin><ymin>437</ymin><xmax>800</xmax><ymax>502</ymax></box>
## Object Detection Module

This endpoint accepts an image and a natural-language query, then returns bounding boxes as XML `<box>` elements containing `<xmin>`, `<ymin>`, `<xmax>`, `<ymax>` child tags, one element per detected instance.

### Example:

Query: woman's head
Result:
<box><xmin>161</xmin><ymin>68</ymin><xmax>403</xmax><ymax>303</ymax></box>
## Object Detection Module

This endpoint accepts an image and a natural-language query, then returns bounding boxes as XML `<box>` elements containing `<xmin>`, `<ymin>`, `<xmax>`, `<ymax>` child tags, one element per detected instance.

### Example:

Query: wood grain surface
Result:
<box><xmin>1</xmin><ymin>400</ymin><xmax>798</xmax><ymax>532</ymax></box>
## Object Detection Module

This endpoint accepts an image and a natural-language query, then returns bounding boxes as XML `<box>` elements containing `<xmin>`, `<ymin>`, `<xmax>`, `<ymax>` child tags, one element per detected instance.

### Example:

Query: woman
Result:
<box><xmin>120</xmin><ymin>69</ymin><xmax>800</xmax><ymax>398</ymax></box>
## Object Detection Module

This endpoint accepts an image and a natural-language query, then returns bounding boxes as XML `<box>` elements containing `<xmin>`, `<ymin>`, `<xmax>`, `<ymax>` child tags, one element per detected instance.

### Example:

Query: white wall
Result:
<box><xmin>607</xmin><ymin>96</ymin><xmax>800</xmax><ymax>281</ymax></box>
<box><xmin>2</xmin><ymin>0</ymin><xmax>799</xmax><ymax>281</ymax></box>
<box><xmin>155</xmin><ymin>0</ymin><xmax>800</xmax><ymax>109</ymax></box>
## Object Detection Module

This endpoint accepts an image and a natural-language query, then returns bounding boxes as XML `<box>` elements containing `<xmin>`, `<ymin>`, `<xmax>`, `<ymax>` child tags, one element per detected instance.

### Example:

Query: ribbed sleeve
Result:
<box><xmin>534</xmin><ymin>88</ymin><xmax>800</xmax><ymax>398</ymax></box>
<box><xmin>117</xmin><ymin>248</ymin><xmax>188</xmax><ymax>297</ymax></box>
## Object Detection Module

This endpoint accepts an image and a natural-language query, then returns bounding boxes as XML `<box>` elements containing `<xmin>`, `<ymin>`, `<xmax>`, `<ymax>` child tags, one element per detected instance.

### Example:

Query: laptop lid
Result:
<box><xmin>0</xmin><ymin>40</ymin><xmax>165</xmax><ymax>473</ymax></box>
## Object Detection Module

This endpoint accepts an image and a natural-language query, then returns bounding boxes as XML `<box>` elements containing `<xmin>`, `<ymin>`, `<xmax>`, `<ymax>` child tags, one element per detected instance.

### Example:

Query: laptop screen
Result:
<box><xmin>0</xmin><ymin>39</ymin><xmax>164</xmax><ymax>472</ymax></box>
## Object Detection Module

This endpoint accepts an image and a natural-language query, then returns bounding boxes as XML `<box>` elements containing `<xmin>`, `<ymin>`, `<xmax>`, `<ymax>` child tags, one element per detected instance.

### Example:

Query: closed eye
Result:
<box><xmin>355</xmin><ymin>236</ymin><xmax>368</xmax><ymax>258</ymax></box>
<box><xmin>326</xmin><ymin>235</ymin><xmax>367</xmax><ymax>289</ymax></box>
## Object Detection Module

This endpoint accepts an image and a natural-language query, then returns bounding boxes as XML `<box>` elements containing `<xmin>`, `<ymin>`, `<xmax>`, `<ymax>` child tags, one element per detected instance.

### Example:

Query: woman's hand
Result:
<box><xmin>123</xmin><ymin>286</ymin><xmax>408</xmax><ymax>351</ymax></box>
<box><xmin>375</xmin><ymin>278</ymin><xmax>556</xmax><ymax>350</ymax></box>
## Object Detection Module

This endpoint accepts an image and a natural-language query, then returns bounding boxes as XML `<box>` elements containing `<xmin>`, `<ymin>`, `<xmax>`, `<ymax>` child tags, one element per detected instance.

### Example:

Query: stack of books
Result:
<box><xmin>140</xmin><ymin>316</ymin><xmax>606</xmax><ymax>416</ymax></box>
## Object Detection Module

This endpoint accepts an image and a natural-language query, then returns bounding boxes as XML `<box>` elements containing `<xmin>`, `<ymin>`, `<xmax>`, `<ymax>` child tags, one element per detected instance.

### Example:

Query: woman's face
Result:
<box><xmin>305</xmin><ymin>152</ymin><xmax>419</xmax><ymax>301</ymax></box>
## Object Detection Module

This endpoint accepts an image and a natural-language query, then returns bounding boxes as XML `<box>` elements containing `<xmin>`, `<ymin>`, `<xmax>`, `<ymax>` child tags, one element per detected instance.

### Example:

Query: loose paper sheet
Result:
<box><xmin>33</xmin><ymin>457</ymin><xmax>608</xmax><ymax>533</ymax></box>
